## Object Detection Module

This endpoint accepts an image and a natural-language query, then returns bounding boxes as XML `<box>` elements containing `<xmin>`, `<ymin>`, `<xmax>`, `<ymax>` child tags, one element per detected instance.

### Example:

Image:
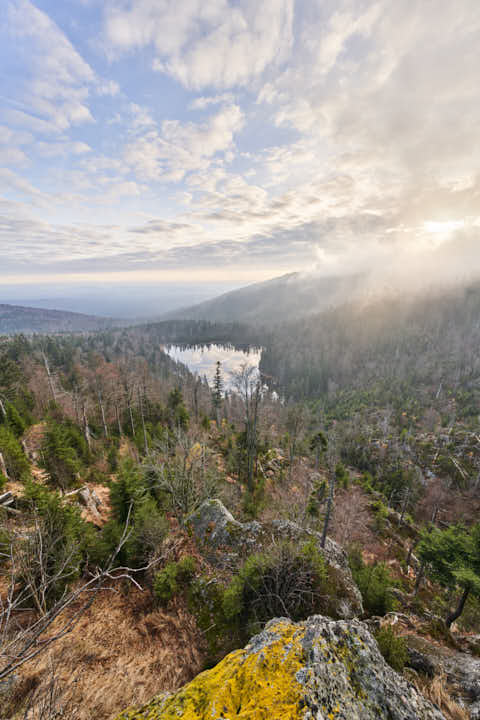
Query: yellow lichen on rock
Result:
<box><xmin>115</xmin><ymin>616</ymin><xmax>447</xmax><ymax>720</ymax></box>
<box><xmin>115</xmin><ymin>620</ymin><xmax>305</xmax><ymax>720</ymax></box>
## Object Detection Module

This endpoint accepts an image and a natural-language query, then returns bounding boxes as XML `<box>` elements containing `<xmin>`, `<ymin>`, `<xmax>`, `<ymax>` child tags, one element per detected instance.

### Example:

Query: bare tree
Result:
<box><xmin>0</xmin><ymin>506</ymin><xmax>164</xmax><ymax>683</ymax></box>
<box><xmin>144</xmin><ymin>431</ymin><xmax>216</xmax><ymax>518</ymax></box>
<box><xmin>232</xmin><ymin>363</ymin><xmax>262</xmax><ymax>493</ymax></box>
<box><xmin>286</xmin><ymin>404</ymin><xmax>308</xmax><ymax>482</ymax></box>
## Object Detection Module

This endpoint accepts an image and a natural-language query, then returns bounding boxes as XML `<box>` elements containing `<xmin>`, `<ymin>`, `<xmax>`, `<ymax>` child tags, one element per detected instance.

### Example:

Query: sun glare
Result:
<box><xmin>424</xmin><ymin>220</ymin><xmax>465</xmax><ymax>234</ymax></box>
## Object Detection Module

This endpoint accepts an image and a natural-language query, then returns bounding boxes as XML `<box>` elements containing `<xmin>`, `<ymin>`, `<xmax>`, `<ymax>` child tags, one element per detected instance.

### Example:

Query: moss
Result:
<box><xmin>115</xmin><ymin>621</ymin><xmax>305</xmax><ymax>720</ymax></box>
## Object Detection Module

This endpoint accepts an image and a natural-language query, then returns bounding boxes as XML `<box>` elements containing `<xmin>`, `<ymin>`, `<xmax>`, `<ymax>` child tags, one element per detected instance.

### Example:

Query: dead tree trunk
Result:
<box><xmin>321</xmin><ymin>474</ymin><xmax>335</xmax><ymax>549</ymax></box>
<box><xmin>446</xmin><ymin>586</ymin><xmax>470</xmax><ymax>628</ymax></box>
<box><xmin>0</xmin><ymin>452</ymin><xmax>8</xmax><ymax>479</ymax></box>
<box><xmin>41</xmin><ymin>352</ymin><xmax>56</xmax><ymax>402</ymax></box>
<box><xmin>138</xmin><ymin>388</ymin><xmax>148</xmax><ymax>455</ymax></box>
<box><xmin>82</xmin><ymin>402</ymin><xmax>91</xmax><ymax>451</ymax></box>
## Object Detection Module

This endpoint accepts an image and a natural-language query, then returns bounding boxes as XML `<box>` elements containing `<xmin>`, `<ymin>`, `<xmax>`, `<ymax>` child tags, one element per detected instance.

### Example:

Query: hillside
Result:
<box><xmin>0</xmin><ymin>303</ymin><xmax>120</xmax><ymax>334</ymax></box>
<box><xmin>1</xmin><ymin>299</ymin><xmax>480</xmax><ymax>719</ymax></box>
<box><xmin>260</xmin><ymin>279</ymin><xmax>480</xmax><ymax>408</ymax></box>
<box><xmin>165</xmin><ymin>271</ymin><xmax>364</xmax><ymax>326</ymax></box>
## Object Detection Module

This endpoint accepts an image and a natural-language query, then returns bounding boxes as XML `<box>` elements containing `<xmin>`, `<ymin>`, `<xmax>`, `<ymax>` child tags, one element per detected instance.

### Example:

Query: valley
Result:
<box><xmin>1</xmin><ymin>275</ymin><xmax>480</xmax><ymax>719</ymax></box>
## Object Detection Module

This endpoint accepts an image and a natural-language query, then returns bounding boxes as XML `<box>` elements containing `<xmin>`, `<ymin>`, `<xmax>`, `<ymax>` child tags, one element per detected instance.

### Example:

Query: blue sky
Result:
<box><xmin>1</xmin><ymin>0</ymin><xmax>479</xmax><ymax>295</ymax></box>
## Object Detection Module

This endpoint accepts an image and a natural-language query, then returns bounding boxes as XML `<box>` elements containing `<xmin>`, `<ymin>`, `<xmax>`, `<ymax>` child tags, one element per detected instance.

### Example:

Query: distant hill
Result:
<box><xmin>165</xmin><ymin>272</ymin><xmax>364</xmax><ymax>325</ymax></box>
<box><xmin>0</xmin><ymin>303</ymin><xmax>119</xmax><ymax>335</ymax></box>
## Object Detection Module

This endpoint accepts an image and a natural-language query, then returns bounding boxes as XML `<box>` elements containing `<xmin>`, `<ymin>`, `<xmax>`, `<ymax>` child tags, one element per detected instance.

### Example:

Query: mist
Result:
<box><xmin>0</xmin><ymin>282</ymin><xmax>241</xmax><ymax>318</ymax></box>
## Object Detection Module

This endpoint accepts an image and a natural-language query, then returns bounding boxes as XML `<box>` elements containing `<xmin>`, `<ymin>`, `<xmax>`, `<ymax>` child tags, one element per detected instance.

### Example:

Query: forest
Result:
<box><xmin>1</xmin><ymin>281</ymin><xmax>480</xmax><ymax>719</ymax></box>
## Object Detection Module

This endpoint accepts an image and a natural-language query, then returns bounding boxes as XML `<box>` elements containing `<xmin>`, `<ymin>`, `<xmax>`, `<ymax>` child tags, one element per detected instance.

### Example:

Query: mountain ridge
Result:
<box><xmin>163</xmin><ymin>271</ymin><xmax>365</xmax><ymax>326</ymax></box>
<box><xmin>0</xmin><ymin>303</ymin><xmax>119</xmax><ymax>335</ymax></box>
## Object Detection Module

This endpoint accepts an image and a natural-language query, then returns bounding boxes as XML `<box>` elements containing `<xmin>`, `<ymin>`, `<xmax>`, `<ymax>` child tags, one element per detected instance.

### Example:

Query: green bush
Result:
<box><xmin>154</xmin><ymin>555</ymin><xmax>196</xmax><ymax>605</ymax></box>
<box><xmin>0</xmin><ymin>426</ymin><xmax>30</xmax><ymax>480</ymax></box>
<box><xmin>20</xmin><ymin>482</ymin><xmax>91</xmax><ymax>608</ymax></box>
<box><xmin>109</xmin><ymin>460</ymin><xmax>147</xmax><ymax>523</ymax></box>
<box><xmin>306</xmin><ymin>478</ymin><xmax>327</xmax><ymax>518</ymax></box>
<box><xmin>350</xmin><ymin>550</ymin><xmax>397</xmax><ymax>616</ymax></box>
<box><xmin>97</xmin><ymin>495</ymin><xmax>168</xmax><ymax>569</ymax></box>
<box><xmin>375</xmin><ymin>625</ymin><xmax>408</xmax><ymax>672</ymax></box>
<box><xmin>221</xmin><ymin>541</ymin><xmax>328</xmax><ymax>637</ymax></box>
<box><xmin>361</xmin><ymin>472</ymin><xmax>375</xmax><ymax>494</ymax></box>
<box><xmin>335</xmin><ymin>462</ymin><xmax>350</xmax><ymax>489</ymax></box>
<box><xmin>371</xmin><ymin>499</ymin><xmax>389</xmax><ymax>532</ymax></box>
<box><xmin>2</xmin><ymin>401</ymin><xmax>26</xmax><ymax>436</ymax></box>
<box><xmin>41</xmin><ymin>422</ymin><xmax>82</xmax><ymax>490</ymax></box>
<box><xmin>107</xmin><ymin>445</ymin><xmax>118</xmax><ymax>472</ymax></box>
<box><xmin>0</xmin><ymin>525</ymin><xmax>10</xmax><ymax>566</ymax></box>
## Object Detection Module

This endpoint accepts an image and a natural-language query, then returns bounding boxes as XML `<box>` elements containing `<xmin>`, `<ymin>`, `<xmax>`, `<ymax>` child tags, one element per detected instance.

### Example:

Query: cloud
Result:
<box><xmin>2</xmin><ymin>1</ymin><xmax>480</xmax><ymax>288</ymax></box>
<box><xmin>189</xmin><ymin>93</ymin><xmax>235</xmax><ymax>110</ymax></box>
<box><xmin>7</xmin><ymin>0</ymin><xmax>97</xmax><ymax>132</ymax></box>
<box><xmin>97</xmin><ymin>80</ymin><xmax>120</xmax><ymax>96</ymax></box>
<box><xmin>124</xmin><ymin>104</ymin><xmax>244</xmax><ymax>182</ymax></box>
<box><xmin>35</xmin><ymin>141</ymin><xmax>92</xmax><ymax>158</ymax></box>
<box><xmin>0</xmin><ymin>168</ymin><xmax>52</xmax><ymax>207</ymax></box>
<box><xmin>103</xmin><ymin>0</ymin><xmax>294</xmax><ymax>90</ymax></box>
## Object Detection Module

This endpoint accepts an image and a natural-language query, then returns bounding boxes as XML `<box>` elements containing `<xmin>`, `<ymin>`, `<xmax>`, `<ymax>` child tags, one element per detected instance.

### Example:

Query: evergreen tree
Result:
<box><xmin>41</xmin><ymin>422</ymin><xmax>81</xmax><ymax>491</ymax></box>
<box><xmin>0</xmin><ymin>426</ymin><xmax>30</xmax><ymax>480</ymax></box>
<box><xmin>418</xmin><ymin>523</ymin><xmax>480</xmax><ymax>627</ymax></box>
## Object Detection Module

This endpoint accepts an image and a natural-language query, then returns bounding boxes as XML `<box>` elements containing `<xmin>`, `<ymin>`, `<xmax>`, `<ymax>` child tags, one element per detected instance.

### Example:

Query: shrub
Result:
<box><xmin>0</xmin><ymin>526</ymin><xmax>10</xmax><ymax>566</ymax></box>
<box><xmin>222</xmin><ymin>541</ymin><xmax>328</xmax><ymax>636</ymax></box>
<box><xmin>107</xmin><ymin>445</ymin><xmax>118</xmax><ymax>472</ymax></box>
<box><xmin>375</xmin><ymin>625</ymin><xmax>408</xmax><ymax>672</ymax></box>
<box><xmin>19</xmin><ymin>482</ymin><xmax>88</xmax><ymax>608</ymax></box>
<box><xmin>41</xmin><ymin>422</ymin><xmax>82</xmax><ymax>491</ymax></box>
<box><xmin>2</xmin><ymin>401</ymin><xmax>26</xmax><ymax>436</ymax></box>
<box><xmin>335</xmin><ymin>462</ymin><xmax>350</xmax><ymax>489</ymax></box>
<box><xmin>0</xmin><ymin>426</ymin><xmax>30</xmax><ymax>480</ymax></box>
<box><xmin>306</xmin><ymin>478</ymin><xmax>327</xmax><ymax>518</ymax></box>
<box><xmin>109</xmin><ymin>460</ymin><xmax>147</xmax><ymax>523</ymax></box>
<box><xmin>154</xmin><ymin>555</ymin><xmax>196</xmax><ymax>605</ymax></box>
<box><xmin>98</xmin><ymin>495</ymin><xmax>168</xmax><ymax>569</ymax></box>
<box><xmin>361</xmin><ymin>472</ymin><xmax>375</xmax><ymax>494</ymax></box>
<box><xmin>350</xmin><ymin>550</ymin><xmax>397</xmax><ymax>616</ymax></box>
<box><xmin>371</xmin><ymin>499</ymin><xmax>389</xmax><ymax>532</ymax></box>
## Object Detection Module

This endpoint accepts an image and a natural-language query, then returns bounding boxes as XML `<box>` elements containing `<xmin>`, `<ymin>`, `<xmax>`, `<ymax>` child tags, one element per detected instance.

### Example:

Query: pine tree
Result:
<box><xmin>41</xmin><ymin>422</ymin><xmax>81</xmax><ymax>492</ymax></box>
<box><xmin>418</xmin><ymin>523</ymin><xmax>480</xmax><ymax>627</ymax></box>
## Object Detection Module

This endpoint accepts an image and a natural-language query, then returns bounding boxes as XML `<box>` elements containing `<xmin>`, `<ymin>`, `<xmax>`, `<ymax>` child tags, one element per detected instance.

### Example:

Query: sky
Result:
<box><xmin>1</xmin><ymin>0</ymin><xmax>480</xmax><ymax>306</ymax></box>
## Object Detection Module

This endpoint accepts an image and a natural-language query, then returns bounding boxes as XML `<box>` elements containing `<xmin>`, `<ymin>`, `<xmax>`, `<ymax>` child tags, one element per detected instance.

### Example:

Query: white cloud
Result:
<box><xmin>124</xmin><ymin>104</ymin><xmax>244</xmax><ymax>182</ymax></box>
<box><xmin>103</xmin><ymin>0</ymin><xmax>294</xmax><ymax>90</ymax></box>
<box><xmin>0</xmin><ymin>147</ymin><xmax>29</xmax><ymax>167</ymax></box>
<box><xmin>0</xmin><ymin>124</ymin><xmax>32</xmax><ymax>166</ymax></box>
<box><xmin>7</xmin><ymin>0</ymin><xmax>97</xmax><ymax>132</ymax></box>
<box><xmin>35</xmin><ymin>140</ymin><xmax>92</xmax><ymax>158</ymax></box>
<box><xmin>128</xmin><ymin>103</ymin><xmax>155</xmax><ymax>129</ymax></box>
<box><xmin>189</xmin><ymin>93</ymin><xmax>235</xmax><ymax>110</ymax></box>
<box><xmin>97</xmin><ymin>80</ymin><xmax>120</xmax><ymax>96</ymax></box>
<box><xmin>3</xmin><ymin>0</ymin><xmax>480</xmax><ymax>283</ymax></box>
<box><xmin>0</xmin><ymin>168</ymin><xmax>52</xmax><ymax>207</ymax></box>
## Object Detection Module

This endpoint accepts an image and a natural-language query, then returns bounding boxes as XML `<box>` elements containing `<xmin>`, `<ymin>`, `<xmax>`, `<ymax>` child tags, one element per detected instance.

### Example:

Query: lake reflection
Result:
<box><xmin>165</xmin><ymin>344</ymin><xmax>261</xmax><ymax>389</ymax></box>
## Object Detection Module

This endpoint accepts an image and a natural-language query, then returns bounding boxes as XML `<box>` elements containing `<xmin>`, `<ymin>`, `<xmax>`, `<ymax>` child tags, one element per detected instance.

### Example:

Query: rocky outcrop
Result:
<box><xmin>188</xmin><ymin>499</ymin><xmax>363</xmax><ymax>619</ymax></box>
<box><xmin>404</xmin><ymin>633</ymin><xmax>480</xmax><ymax>716</ymax></box>
<box><xmin>115</xmin><ymin>615</ymin><xmax>446</xmax><ymax>719</ymax></box>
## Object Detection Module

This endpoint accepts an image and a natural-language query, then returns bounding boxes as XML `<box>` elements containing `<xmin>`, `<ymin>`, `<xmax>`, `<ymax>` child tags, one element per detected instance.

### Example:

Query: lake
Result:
<box><xmin>165</xmin><ymin>344</ymin><xmax>261</xmax><ymax>390</ymax></box>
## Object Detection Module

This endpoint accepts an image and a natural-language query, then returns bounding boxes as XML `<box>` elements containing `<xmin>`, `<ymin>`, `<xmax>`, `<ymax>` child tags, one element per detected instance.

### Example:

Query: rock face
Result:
<box><xmin>115</xmin><ymin>615</ymin><xmax>446</xmax><ymax>720</ymax></box>
<box><xmin>188</xmin><ymin>499</ymin><xmax>363</xmax><ymax>619</ymax></box>
<box><xmin>405</xmin><ymin>633</ymin><xmax>480</xmax><ymax>716</ymax></box>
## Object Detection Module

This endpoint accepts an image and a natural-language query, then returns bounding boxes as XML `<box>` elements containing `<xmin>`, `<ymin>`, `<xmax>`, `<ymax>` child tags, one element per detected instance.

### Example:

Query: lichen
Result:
<box><xmin>114</xmin><ymin>616</ymin><xmax>446</xmax><ymax>720</ymax></box>
<box><xmin>115</xmin><ymin>621</ymin><xmax>305</xmax><ymax>720</ymax></box>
